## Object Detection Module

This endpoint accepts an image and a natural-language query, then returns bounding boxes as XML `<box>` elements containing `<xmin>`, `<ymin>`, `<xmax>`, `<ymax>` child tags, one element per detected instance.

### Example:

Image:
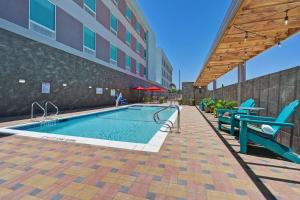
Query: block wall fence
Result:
<box><xmin>182</xmin><ymin>66</ymin><xmax>300</xmax><ymax>154</ymax></box>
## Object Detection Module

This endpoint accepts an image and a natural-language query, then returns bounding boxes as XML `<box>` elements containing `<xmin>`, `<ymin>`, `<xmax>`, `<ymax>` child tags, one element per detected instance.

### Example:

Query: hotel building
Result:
<box><xmin>0</xmin><ymin>0</ymin><xmax>173</xmax><ymax>116</ymax></box>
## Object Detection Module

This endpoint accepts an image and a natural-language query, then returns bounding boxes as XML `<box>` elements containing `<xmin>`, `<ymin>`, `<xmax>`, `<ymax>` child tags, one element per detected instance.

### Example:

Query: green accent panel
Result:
<box><xmin>110</xmin><ymin>14</ymin><xmax>118</xmax><ymax>32</ymax></box>
<box><xmin>110</xmin><ymin>44</ymin><xmax>117</xmax><ymax>61</ymax></box>
<box><xmin>30</xmin><ymin>0</ymin><xmax>55</xmax><ymax>30</ymax></box>
<box><xmin>126</xmin><ymin>5</ymin><xmax>131</xmax><ymax>21</ymax></box>
<box><xmin>136</xmin><ymin>22</ymin><xmax>140</xmax><ymax>33</ymax></box>
<box><xmin>84</xmin><ymin>0</ymin><xmax>96</xmax><ymax>12</ymax></box>
<box><xmin>113</xmin><ymin>0</ymin><xmax>119</xmax><ymax>6</ymax></box>
<box><xmin>136</xmin><ymin>62</ymin><xmax>140</xmax><ymax>74</ymax></box>
<box><xmin>136</xmin><ymin>42</ymin><xmax>140</xmax><ymax>53</ymax></box>
<box><xmin>126</xmin><ymin>30</ymin><xmax>131</xmax><ymax>44</ymax></box>
<box><xmin>83</xmin><ymin>27</ymin><xmax>95</xmax><ymax>50</ymax></box>
<box><xmin>125</xmin><ymin>55</ymin><xmax>131</xmax><ymax>70</ymax></box>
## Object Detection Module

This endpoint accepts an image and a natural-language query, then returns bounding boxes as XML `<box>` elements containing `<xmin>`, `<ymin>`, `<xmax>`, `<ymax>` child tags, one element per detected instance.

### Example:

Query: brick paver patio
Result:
<box><xmin>200</xmin><ymin>109</ymin><xmax>300</xmax><ymax>200</ymax></box>
<box><xmin>0</xmin><ymin>106</ymin><xmax>266</xmax><ymax>199</ymax></box>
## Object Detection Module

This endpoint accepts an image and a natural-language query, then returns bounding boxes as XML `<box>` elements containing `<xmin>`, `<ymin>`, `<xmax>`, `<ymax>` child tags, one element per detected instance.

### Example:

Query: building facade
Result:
<box><xmin>157</xmin><ymin>48</ymin><xmax>173</xmax><ymax>88</ymax></box>
<box><xmin>0</xmin><ymin>0</ymin><xmax>171</xmax><ymax>116</ymax></box>
<box><xmin>147</xmin><ymin>44</ymin><xmax>173</xmax><ymax>88</ymax></box>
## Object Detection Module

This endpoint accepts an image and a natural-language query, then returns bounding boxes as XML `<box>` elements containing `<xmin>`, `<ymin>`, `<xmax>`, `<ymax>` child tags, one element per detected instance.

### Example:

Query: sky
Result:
<box><xmin>138</xmin><ymin>0</ymin><xmax>300</xmax><ymax>89</ymax></box>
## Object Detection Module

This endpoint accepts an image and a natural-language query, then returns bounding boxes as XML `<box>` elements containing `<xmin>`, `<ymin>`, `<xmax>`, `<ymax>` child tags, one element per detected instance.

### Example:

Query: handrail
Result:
<box><xmin>31</xmin><ymin>102</ymin><xmax>46</xmax><ymax>121</ymax></box>
<box><xmin>153</xmin><ymin>104</ymin><xmax>180</xmax><ymax>133</ymax></box>
<box><xmin>45</xmin><ymin>101</ymin><xmax>59</xmax><ymax>118</ymax></box>
<box><xmin>174</xmin><ymin>105</ymin><xmax>180</xmax><ymax>133</ymax></box>
<box><xmin>153</xmin><ymin>106</ymin><xmax>172</xmax><ymax>130</ymax></box>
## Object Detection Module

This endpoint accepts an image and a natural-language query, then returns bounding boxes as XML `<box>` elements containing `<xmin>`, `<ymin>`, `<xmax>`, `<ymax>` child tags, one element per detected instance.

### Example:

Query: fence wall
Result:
<box><xmin>183</xmin><ymin>66</ymin><xmax>300</xmax><ymax>154</ymax></box>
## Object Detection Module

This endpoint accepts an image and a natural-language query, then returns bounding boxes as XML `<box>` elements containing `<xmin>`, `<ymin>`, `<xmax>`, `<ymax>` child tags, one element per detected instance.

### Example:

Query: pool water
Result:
<box><xmin>13</xmin><ymin>105</ymin><xmax>176</xmax><ymax>144</ymax></box>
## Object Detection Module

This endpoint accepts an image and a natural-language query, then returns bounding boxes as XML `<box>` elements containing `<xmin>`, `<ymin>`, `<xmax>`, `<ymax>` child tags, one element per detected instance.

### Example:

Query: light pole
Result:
<box><xmin>178</xmin><ymin>69</ymin><xmax>181</xmax><ymax>91</ymax></box>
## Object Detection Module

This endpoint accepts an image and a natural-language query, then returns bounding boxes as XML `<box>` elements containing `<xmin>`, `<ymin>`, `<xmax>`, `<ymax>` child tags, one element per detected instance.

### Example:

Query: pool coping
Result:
<box><xmin>0</xmin><ymin>104</ymin><xmax>180</xmax><ymax>152</ymax></box>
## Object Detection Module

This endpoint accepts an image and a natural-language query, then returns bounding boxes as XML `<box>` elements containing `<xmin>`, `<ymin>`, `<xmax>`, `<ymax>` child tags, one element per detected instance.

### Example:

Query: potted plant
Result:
<box><xmin>205</xmin><ymin>98</ymin><xmax>215</xmax><ymax>113</ymax></box>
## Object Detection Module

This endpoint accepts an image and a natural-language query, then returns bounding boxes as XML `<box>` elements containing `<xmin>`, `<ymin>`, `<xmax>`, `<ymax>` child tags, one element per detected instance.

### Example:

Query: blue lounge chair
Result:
<box><xmin>119</xmin><ymin>98</ymin><xmax>128</xmax><ymax>105</ymax></box>
<box><xmin>239</xmin><ymin>100</ymin><xmax>300</xmax><ymax>163</ymax></box>
<box><xmin>114</xmin><ymin>96</ymin><xmax>128</xmax><ymax>105</ymax></box>
<box><xmin>217</xmin><ymin>98</ymin><xmax>255</xmax><ymax>135</ymax></box>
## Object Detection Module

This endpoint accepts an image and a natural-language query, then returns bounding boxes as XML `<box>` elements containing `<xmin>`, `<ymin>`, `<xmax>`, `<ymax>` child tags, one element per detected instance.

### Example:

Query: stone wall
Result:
<box><xmin>183</xmin><ymin>66</ymin><xmax>300</xmax><ymax>154</ymax></box>
<box><xmin>0</xmin><ymin>28</ymin><xmax>155</xmax><ymax>117</ymax></box>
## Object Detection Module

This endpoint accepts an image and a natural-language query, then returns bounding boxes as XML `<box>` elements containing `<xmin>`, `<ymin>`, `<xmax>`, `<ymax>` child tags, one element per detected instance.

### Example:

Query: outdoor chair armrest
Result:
<box><xmin>216</xmin><ymin>109</ymin><xmax>238</xmax><ymax>114</ymax></box>
<box><xmin>239</xmin><ymin>118</ymin><xmax>294</xmax><ymax>127</ymax></box>
<box><xmin>239</xmin><ymin>115</ymin><xmax>276</xmax><ymax>121</ymax></box>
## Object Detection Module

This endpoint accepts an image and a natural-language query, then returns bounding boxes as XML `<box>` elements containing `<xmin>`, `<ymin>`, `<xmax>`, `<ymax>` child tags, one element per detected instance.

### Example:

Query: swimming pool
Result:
<box><xmin>0</xmin><ymin>105</ymin><xmax>178</xmax><ymax>152</ymax></box>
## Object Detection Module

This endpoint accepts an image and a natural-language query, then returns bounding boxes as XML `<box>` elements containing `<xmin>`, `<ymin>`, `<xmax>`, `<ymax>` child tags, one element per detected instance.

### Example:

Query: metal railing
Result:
<box><xmin>31</xmin><ymin>102</ymin><xmax>46</xmax><ymax>121</ymax></box>
<box><xmin>153</xmin><ymin>104</ymin><xmax>180</xmax><ymax>133</ymax></box>
<box><xmin>45</xmin><ymin>101</ymin><xmax>59</xmax><ymax>119</ymax></box>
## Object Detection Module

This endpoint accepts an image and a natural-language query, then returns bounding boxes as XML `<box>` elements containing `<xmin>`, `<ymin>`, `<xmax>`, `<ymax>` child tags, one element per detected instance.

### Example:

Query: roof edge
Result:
<box><xmin>194</xmin><ymin>0</ymin><xmax>244</xmax><ymax>86</ymax></box>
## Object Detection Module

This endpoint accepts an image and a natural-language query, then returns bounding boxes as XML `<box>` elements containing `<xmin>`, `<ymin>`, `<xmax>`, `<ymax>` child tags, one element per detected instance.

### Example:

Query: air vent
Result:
<box><xmin>30</xmin><ymin>21</ymin><xmax>55</xmax><ymax>39</ymax></box>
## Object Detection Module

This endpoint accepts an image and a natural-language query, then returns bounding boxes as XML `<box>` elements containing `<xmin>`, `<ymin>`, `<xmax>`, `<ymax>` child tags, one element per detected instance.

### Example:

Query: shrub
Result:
<box><xmin>159</xmin><ymin>97</ymin><xmax>164</xmax><ymax>104</ymax></box>
<box><xmin>143</xmin><ymin>97</ymin><xmax>152</xmax><ymax>103</ymax></box>
<box><xmin>189</xmin><ymin>98</ymin><xmax>195</xmax><ymax>106</ymax></box>
<box><xmin>178</xmin><ymin>99</ymin><xmax>183</xmax><ymax>105</ymax></box>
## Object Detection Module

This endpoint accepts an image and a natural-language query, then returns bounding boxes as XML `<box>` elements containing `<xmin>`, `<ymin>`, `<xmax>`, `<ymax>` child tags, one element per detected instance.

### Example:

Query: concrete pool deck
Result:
<box><xmin>200</xmin><ymin>109</ymin><xmax>300</xmax><ymax>200</ymax></box>
<box><xmin>0</xmin><ymin>105</ymin><xmax>286</xmax><ymax>199</ymax></box>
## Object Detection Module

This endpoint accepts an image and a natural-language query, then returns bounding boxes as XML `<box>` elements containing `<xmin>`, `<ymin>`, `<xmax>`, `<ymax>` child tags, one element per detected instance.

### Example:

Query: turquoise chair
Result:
<box><xmin>239</xmin><ymin>100</ymin><xmax>300</xmax><ymax>163</ymax></box>
<box><xmin>217</xmin><ymin>98</ymin><xmax>255</xmax><ymax>135</ymax></box>
<box><xmin>199</xmin><ymin>100</ymin><xmax>205</xmax><ymax>111</ymax></box>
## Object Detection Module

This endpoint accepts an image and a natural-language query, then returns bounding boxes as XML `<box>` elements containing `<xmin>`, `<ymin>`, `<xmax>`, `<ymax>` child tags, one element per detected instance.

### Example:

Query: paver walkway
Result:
<box><xmin>200</xmin><ymin>109</ymin><xmax>300</xmax><ymax>200</ymax></box>
<box><xmin>0</xmin><ymin>106</ymin><xmax>264</xmax><ymax>199</ymax></box>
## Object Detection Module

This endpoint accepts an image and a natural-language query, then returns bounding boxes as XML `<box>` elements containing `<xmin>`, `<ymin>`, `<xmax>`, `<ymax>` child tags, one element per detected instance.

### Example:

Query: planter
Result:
<box><xmin>204</xmin><ymin>107</ymin><xmax>211</xmax><ymax>113</ymax></box>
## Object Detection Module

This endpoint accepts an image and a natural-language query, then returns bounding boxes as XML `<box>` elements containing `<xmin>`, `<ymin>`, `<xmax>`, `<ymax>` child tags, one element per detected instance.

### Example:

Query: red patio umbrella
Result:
<box><xmin>145</xmin><ymin>86</ymin><xmax>162</xmax><ymax>91</ymax></box>
<box><xmin>131</xmin><ymin>86</ymin><xmax>145</xmax><ymax>90</ymax></box>
<box><xmin>145</xmin><ymin>86</ymin><xmax>166</xmax><ymax>93</ymax></box>
<box><xmin>131</xmin><ymin>86</ymin><xmax>145</xmax><ymax>102</ymax></box>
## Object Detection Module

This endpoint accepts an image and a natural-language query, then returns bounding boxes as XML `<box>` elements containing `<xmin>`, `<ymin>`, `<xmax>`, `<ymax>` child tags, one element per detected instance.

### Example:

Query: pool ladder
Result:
<box><xmin>153</xmin><ymin>104</ymin><xmax>180</xmax><ymax>133</ymax></box>
<box><xmin>31</xmin><ymin>101</ymin><xmax>59</xmax><ymax>122</ymax></box>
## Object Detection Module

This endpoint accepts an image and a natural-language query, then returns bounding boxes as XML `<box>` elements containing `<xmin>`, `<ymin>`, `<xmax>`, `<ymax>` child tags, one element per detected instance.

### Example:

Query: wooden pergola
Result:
<box><xmin>195</xmin><ymin>0</ymin><xmax>300</xmax><ymax>87</ymax></box>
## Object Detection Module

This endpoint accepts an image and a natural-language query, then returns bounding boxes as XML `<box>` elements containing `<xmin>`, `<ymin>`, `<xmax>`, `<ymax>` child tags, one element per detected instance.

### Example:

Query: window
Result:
<box><xmin>136</xmin><ymin>42</ymin><xmax>140</xmax><ymax>53</ymax></box>
<box><xmin>125</xmin><ymin>30</ymin><xmax>131</xmax><ymax>46</ymax></box>
<box><xmin>125</xmin><ymin>5</ymin><xmax>131</xmax><ymax>22</ymax></box>
<box><xmin>110</xmin><ymin>44</ymin><xmax>118</xmax><ymax>66</ymax></box>
<box><xmin>136</xmin><ymin>22</ymin><xmax>141</xmax><ymax>34</ymax></box>
<box><xmin>144</xmin><ymin>31</ymin><xmax>147</xmax><ymax>41</ymax></box>
<box><xmin>110</xmin><ymin>14</ymin><xmax>118</xmax><ymax>34</ymax></box>
<box><xmin>84</xmin><ymin>0</ymin><xmax>96</xmax><ymax>13</ymax></box>
<box><xmin>83</xmin><ymin>26</ymin><xmax>95</xmax><ymax>55</ymax></box>
<box><xmin>136</xmin><ymin>62</ymin><xmax>140</xmax><ymax>74</ymax></box>
<box><xmin>144</xmin><ymin>49</ymin><xmax>147</xmax><ymax>59</ymax></box>
<box><xmin>113</xmin><ymin>0</ymin><xmax>118</xmax><ymax>6</ymax></box>
<box><xmin>125</xmin><ymin>55</ymin><xmax>131</xmax><ymax>71</ymax></box>
<box><xmin>30</xmin><ymin>0</ymin><xmax>56</xmax><ymax>38</ymax></box>
<box><xmin>144</xmin><ymin>67</ymin><xmax>147</xmax><ymax>77</ymax></box>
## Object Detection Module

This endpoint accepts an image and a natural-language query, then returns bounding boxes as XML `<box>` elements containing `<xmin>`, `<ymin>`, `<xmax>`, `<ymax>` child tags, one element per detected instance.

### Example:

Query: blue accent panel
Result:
<box><xmin>83</xmin><ymin>26</ymin><xmax>95</xmax><ymax>50</ymax></box>
<box><xmin>30</xmin><ymin>0</ymin><xmax>55</xmax><ymax>30</ymax></box>
<box><xmin>84</xmin><ymin>0</ymin><xmax>96</xmax><ymax>12</ymax></box>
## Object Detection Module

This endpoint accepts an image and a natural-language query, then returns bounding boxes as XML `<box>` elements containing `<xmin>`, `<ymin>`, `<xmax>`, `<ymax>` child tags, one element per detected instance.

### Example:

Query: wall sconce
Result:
<box><xmin>62</xmin><ymin>83</ymin><xmax>67</xmax><ymax>87</ymax></box>
<box><xmin>105</xmin><ymin>88</ymin><xmax>108</xmax><ymax>90</ymax></box>
<box><xmin>89</xmin><ymin>86</ymin><xmax>92</xmax><ymax>89</ymax></box>
<box><xmin>18</xmin><ymin>79</ymin><xmax>26</xmax><ymax>84</ymax></box>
